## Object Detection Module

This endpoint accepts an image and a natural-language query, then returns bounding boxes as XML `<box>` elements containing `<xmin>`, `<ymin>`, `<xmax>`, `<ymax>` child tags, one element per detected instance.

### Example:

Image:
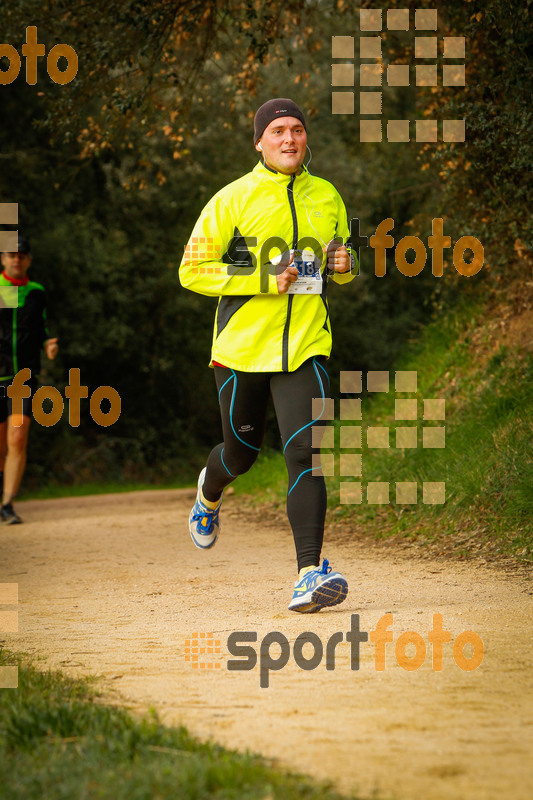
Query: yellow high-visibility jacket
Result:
<box><xmin>179</xmin><ymin>161</ymin><xmax>357</xmax><ymax>372</ymax></box>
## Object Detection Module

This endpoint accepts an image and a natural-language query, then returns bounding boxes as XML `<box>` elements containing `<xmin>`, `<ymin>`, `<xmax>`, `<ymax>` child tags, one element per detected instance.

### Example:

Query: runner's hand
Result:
<box><xmin>275</xmin><ymin>252</ymin><xmax>299</xmax><ymax>293</ymax></box>
<box><xmin>45</xmin><ymin>338</ymin><xmax>59</xmax><ymax>360</ymax></box>
<box><xmin>326</xmin><ymin>240</ymin><xmax>351</xmax><ymax>273</ymax></box>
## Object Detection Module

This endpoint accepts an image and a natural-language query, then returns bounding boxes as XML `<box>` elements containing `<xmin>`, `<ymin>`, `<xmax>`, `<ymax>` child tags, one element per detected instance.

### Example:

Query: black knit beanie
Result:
<box><xmin>253</xmin><ymin>98</ymin><xmax>307</xmax><ymax>144</ymax></box>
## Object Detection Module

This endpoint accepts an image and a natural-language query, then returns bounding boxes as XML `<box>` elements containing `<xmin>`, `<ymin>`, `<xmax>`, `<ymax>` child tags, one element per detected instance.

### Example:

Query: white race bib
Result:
<box><xmin>287</xmin><ymin>249</ymin><xmax>323</xmax><ymax>294</ymax></box>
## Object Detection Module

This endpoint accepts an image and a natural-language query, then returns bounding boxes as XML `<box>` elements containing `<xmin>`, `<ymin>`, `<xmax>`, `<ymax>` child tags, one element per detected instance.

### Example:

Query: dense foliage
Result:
<box><xmin>0</xmin><ymin>0</ymin><xmax>530</xmax><ymax>486</ymax></box>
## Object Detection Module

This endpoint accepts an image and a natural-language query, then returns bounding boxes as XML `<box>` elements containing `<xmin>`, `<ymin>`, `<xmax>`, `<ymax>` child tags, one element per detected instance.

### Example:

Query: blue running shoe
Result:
<box><xmin>288</xmin><ymin>559</ymin><xmax>348</xmax><ymax>613</ymax></box>
<box><xmin>189</xmin><ymin>467</ymin><xmax>222</xmax><ymax>550</ymax></box>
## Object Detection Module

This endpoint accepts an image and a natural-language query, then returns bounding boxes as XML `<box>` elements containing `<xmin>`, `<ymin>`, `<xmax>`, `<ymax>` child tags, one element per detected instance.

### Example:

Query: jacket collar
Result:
<box><xmin>253</xmin><ymin>160</ymin><xmax>311</xmax><ymax>189</ymax></box>
<box><xmin>1</xmin><ymin>270</ymin><xmax>29</xmax><ymax>287</ymax></box>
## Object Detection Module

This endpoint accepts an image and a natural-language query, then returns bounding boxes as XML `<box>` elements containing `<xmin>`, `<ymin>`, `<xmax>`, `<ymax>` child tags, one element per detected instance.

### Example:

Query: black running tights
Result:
<box><xmin>202</xmin><ymin>356</ymin><xmax>329</xmax><ymax>571</ymax></box>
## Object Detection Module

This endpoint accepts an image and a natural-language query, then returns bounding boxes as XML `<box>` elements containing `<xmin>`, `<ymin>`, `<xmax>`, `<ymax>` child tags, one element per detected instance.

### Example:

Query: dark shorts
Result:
<box><xmin>0</xmin><ymin>378</ymin><xmax>38</xmax><ymax>423</ymax></box>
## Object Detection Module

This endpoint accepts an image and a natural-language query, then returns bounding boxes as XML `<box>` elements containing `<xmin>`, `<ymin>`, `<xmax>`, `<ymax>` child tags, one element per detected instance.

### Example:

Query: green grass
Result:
<box><xmin>230</xmin><ymin>449</ymin><xmax>289</xmax><ymax>500</ymax></box>
<box><xmin>232</xmin><ymin>300</ymin><xmax>533</xmax><ymax>561</ymax></box>
<box><xmin>19</xmin><ymin>478</ymin><xmax>196</xmax><ymax>502</ymax></box>
<box><xmin>0</xmin><ymin>650</ymin><xmax>367</xmax><ymax>800</ymax></box>
<box><xmin>20</xmin><ymin>454</ymin><xmax>285</xmax><ymax>505</ymax></box>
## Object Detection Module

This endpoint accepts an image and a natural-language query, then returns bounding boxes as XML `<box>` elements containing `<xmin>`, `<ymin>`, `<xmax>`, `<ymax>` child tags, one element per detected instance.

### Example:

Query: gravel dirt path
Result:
<box><xmin>2</xmin><ymin>489</ymin><xmax>532</xmax><ymax>800</ymax></box>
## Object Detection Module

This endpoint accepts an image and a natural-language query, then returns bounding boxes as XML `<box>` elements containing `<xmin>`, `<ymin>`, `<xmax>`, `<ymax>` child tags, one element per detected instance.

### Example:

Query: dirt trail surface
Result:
<box><xmin>2</xmin><ymin>490</ymin><xmax>532</xmax><ymax>800</ymax></box>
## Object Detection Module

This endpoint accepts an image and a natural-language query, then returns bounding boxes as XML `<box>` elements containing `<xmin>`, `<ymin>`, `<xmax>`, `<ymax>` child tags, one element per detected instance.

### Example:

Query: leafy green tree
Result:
<box><xmin>0</xmin><ymin>0</ymin><xmax>528</xmax><ymax>486</ymax></box>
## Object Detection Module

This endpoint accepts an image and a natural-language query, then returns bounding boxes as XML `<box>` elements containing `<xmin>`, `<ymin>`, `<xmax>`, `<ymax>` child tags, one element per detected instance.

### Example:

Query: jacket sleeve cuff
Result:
<box><xmin>331</xmin><ymin>248</ymin><xmax>359</xmax><ymax>285</ymax></box>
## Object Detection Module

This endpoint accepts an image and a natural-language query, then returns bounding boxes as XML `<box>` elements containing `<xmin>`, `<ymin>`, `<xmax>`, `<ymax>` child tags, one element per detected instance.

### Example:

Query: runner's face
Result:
<box><xmin>256</xmin><ymin>117</ymin><xmax>307</xmax><ymax>175</ymax></box>
<box><xmin>1</xmin><ymin>252</ymin><xmax>32</xmax><ymax>280</ymax></box>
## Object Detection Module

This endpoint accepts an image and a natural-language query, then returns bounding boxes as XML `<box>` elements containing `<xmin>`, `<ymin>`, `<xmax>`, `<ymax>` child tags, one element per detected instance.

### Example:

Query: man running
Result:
<box><xmin>0</xmin><ymin>235</ymin><xmax>58</xmax><ymax>523</ymax></box>
<box><xmin>179</xmin><ymin>98</ymin><xmax>356</xmax><ymax>612</ymax></box>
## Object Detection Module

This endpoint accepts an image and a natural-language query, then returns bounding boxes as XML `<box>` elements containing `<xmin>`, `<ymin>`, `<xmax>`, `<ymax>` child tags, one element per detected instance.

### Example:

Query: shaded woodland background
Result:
<box><xmin>0</xmin><ymin>0</ymin><xmax>531</xmax><ymax>488</ymax></box>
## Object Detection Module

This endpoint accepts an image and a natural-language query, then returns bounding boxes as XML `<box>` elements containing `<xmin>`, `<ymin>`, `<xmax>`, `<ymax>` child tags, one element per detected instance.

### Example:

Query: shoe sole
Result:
<box><xmin>311</xmin><ymin>575</ymin><xmax>348</xmax><ymax>608</ymax></box>
<box><xmin>289</xmin><ymin>601</ymin><xmax>322</xmax><ymax>613</ymax></box>
<box><xmin>189</xmin><ymin>468</ymin><xmax>219</xmax><ymax>550</ymax></box>
<box><xmin>289</xmin><ymin>574</ymin><xmax>348</xmax><ymax>613</ymax></box>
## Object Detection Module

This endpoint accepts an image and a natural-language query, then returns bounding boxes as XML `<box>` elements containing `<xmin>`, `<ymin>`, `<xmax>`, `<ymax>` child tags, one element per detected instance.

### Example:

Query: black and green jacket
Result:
<box><xmin>0</xmin><ymin>273</ymin><xmax>49</xmax><ymax>382</ymax></box>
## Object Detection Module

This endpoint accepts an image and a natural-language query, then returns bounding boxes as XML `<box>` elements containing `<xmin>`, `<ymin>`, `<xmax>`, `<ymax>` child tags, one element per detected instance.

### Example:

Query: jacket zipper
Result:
<box><xmin>282</xmin><ymin>175</ymin><xmax>298</xmax><ymax>372</ymax></box>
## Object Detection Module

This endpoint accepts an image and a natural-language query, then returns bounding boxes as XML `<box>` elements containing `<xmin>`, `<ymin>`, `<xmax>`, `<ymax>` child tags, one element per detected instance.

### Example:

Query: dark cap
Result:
<box><xmin>253</xmin><ymin>98</ymin><xmax>307</xmax><ymax>144</ymax></box>
<box><xmin>15</xmin><ymin>235</ymin><xmax>31</xmax><ymax>254</ymax></box>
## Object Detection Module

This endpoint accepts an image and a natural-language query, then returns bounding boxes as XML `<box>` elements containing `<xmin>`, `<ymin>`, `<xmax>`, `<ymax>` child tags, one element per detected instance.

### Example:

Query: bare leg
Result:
<box><xmin>0</xmin><ymin>420</ymin><xmax>6</xmax><ymax>473</ymax></box>
<box><xmin>3</xmin><ymin>414</ymin><xmax>31</xmax><ymax>505</ymax></box>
